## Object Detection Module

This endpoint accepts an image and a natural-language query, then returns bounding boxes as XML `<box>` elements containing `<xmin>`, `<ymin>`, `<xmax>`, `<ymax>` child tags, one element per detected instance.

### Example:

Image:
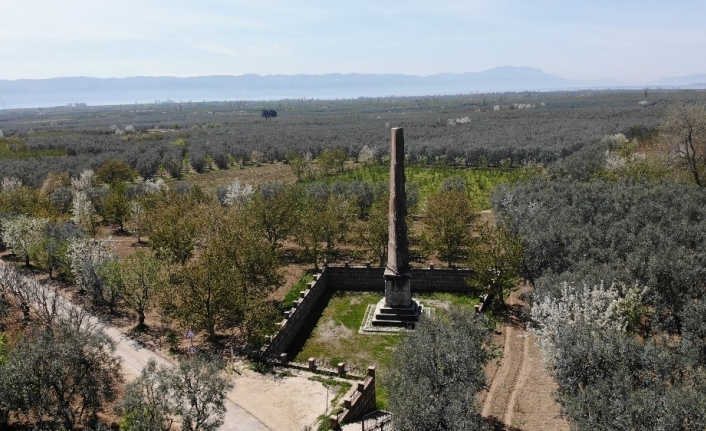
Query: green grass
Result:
<box><xmin>294</xmin><ymin>290</ymin><xmax>479</xmax><ymax>408</ymax></box>
<box><xmin>282</xmin><ymin>273</ymin><xmax>315</xmax><ymax>309</ymax></box>
<box><xmin>323</xmin><ymin>164</ymin><xmax>519</xmax><ymax>209</ymax></box>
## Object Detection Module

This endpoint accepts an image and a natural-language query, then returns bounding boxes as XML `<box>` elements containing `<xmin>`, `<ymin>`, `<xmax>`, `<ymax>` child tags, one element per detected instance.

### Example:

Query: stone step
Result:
<box><xmin>377</xmin><ymin>305</ymin><xmax>420</xmax><ymax>315</ymax></box>
<box><xmin>371</xmin><ymin>319</ymin><xmax>418</xmax><ymax>328</ymax></box>
<box><xmin>374</xmin><ymin>311</ymin><xmax>421</xmax><ymax>321</ymax></box>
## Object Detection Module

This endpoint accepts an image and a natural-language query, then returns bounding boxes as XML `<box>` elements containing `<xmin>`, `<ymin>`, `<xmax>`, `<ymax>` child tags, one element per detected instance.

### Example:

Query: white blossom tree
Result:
<box><xmin>1</xmin><ymin>215</ymin><xmax>48</xmax><ymax>266</ymax></box>
<box><xmin>219</xmin><ymin>179</ymin><xmax>254</xmax><ymax>207</ymax></box>
<box><xmin>67</xmin><ymin>238</ymin><xmax>115</xmax><ymax>304</ymax></box>
<box><xmin>1</xmin><ymin>177</ymin><xmax>22</xmax><ymax>193</ymax></box>
<box><xmin>71</xmin><ymin>169</ymin><xmax>95</xmax><ymax>191</ymax></box>
<box><xmin>530</xmin><ymin>282</ymin><xmax>645</xmax><ymax>367</ymax></box>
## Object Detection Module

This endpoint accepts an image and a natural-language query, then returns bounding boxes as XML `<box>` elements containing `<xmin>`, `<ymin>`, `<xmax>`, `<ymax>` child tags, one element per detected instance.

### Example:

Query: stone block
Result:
<box><xmin>337</xmin><ymin>362</ymin><xmax>346</xmax><ymax>375</ymax></box>
<box><xmin>308</xmin><ymin>357</ymin><xmax>317</xmax><ymax>370</ymax></box>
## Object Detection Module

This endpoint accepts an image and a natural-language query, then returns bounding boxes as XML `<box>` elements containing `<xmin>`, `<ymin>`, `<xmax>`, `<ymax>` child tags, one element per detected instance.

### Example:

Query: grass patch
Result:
<box><xmin>282</xmin><ymin>273</ymin><xmax>315</xmax><ymax>309</ymax></box>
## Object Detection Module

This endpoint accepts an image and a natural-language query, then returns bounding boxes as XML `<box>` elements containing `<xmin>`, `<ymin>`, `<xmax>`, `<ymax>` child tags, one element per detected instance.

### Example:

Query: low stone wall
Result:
<box><xmin>263</xmin><ymin>265</ymin><xmax>474</xmax><ymax>359</ymax></box>
<box><xmin>330</xmin><ymin>367</ymin><xmax>378</xmax><ymax>428</ymax></box>
<box><xmin>264</xmin><ymin>271</ymin><xmax>330</xmax><ymax>358</ymax></box>
<box><xmin>325</xmin><ymin>265</ymin><xmax>473</xmax><ymax>293</ymax></box>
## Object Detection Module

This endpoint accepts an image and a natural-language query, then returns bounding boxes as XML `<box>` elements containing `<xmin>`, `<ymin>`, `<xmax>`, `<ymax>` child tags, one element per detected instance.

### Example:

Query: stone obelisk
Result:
<box><xmin>384</xmin><ymin>127</ymin><xmax>412</xmax><ymax>307</ymax></box>
<box><xmin>371</xmin><ymin>127</ymin><xmax>421</xmax><ymax>329</ymax></box>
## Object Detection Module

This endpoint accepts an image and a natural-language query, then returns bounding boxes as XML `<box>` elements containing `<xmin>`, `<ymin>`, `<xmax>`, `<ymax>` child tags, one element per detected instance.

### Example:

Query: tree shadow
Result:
<box><xmin>494</xmin><ymin>302</ymin><xmax>529</xmax><ymax>330</ymax></box>
<box><xmin>485</xmin><ymin>415</ymin><xmax>523</xmax><ymax>431</ymax></box>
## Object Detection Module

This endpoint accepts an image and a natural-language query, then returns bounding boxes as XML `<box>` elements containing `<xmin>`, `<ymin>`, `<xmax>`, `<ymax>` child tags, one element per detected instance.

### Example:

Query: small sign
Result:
<box><xmin>186</xmin><ymin>329</ymin><xmax>195</xmax><ymax>339</ymax></box>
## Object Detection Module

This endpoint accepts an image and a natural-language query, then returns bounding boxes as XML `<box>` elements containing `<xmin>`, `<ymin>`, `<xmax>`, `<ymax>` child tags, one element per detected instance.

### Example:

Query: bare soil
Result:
<box><xmin>479</xmin><ymin>286</ymin><xmax>568</xmax><ymax>431</ymax></box>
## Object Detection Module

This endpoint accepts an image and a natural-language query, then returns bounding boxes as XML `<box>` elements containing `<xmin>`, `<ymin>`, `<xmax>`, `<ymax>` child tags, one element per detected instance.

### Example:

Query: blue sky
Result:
<box><xmin>1</xmin><ymin>0</ymin><xmax>704</xmax><ymax>83</ymax></box>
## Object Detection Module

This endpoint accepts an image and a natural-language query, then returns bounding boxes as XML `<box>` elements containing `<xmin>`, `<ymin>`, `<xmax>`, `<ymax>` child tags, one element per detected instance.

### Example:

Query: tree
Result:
<box><xmin>96</xmin><ymin>159</ymin><xmax>137</xmax><ymax>187</ymax></box>
<box><xmin>118</xmin><ymin>356</ymin><xmax>233</xmax><ymax>431</ymax></box>
<box><xmin>173</xmin><ymin>209</ymin><xmax>281</xmax><ymax>344</ymax></box>
<box><xmin>318</xmin><ymin>148</ymin><xmax>347</xmax><ymax>176</ymax></box>
<box><xmin>1</xmin><ymin>215</ymin><xmax>47</xmax><ymax>266</ymax></box>
<box><xmin>285</xmin><ymin>151</ymin><xmax>312</xmax><ymax>181</ymax></box>
<box><xmin>466</xmin><ymin>222</ymin><xmax>524</xmax><ymax>308</ymax></box>
<box><xmin>107</xmin><ymin>249</ymin><xmax>167</xmax><ymax>329</ymax></box>
<box><xmin>116</xmin><ymin>358</ymin><xmax>176</xmax><ymax>431</ymax></box>
<box><xmin>101</xmin><ymin>182</ymin><xmax>133</xmax><ymax>232</ymax></box>
<box><xmin>30</xmin><ymin>221</ymin><xmax>84</xmax><ymax>279</ymax></box>
<box><xmin>72</xmin><ymin>190</ymin><xmax>101</xmax><ymax>238</ymax></box>
<box><xmin>293</xmin><ymin>192</ymin><xmax>351</xmax><ymax>267</ymax></box>
<box><xmin>423</xmin><ymin>190</ymin><xmax>475</xmax><ymax>267</ymax></box>
<box><xmin>356</xmin><ymin>196</ymin><xmax>389</xmax><ymax>266</ymax></box>
<box><xmin>216</xmin><ymin>179</ymin><xmax>254</xmax><ymax>207</ymax></box>
<box><xmin>67</xmin><ymin>237</ymin><xmax>115</xmax><ymax>305</ymax></box>
<box><xmin>384</xmin><ymin>308</ymin><xmax>492</xmax><ymax>431</ymax></box>
<box><xmin>0</xmin><ymin>317</ymin><xmax>123</xmax><ymax>430</ymax></box>
<box><xmin>660</xmin><ymin>104</ymin><xmax>706</xmax><ymax>186</ymax></box>
<box><xmin>147</xmin><ymin>191</ymin><xmax>203</xmax><ymax>265</ymax></box>
<box><xmin>261</xmin><ymin>109</ymin><xmax>277</xmax><ymax>121</ymax></box>
<box><xmin>251</xmin><ymin>183</ymin><xmax>297</xmax><ymax>251</ymax></box>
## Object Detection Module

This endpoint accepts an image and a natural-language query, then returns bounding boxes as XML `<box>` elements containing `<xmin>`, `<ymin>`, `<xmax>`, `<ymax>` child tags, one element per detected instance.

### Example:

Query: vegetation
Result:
<box><xmin>0</xmin><ymin>313</ymin><xmax>123</xmax><ymax>430</ymax></box>
<box><xmin>117</xmin><ymin>356</ymin><xmax>233</xmax><ymax>431</ymax></box>
<box><xmin>2</xmin><ymin>91</ymin><xmax>706</xmax><ymax>429</ymax></box>
<box><xmin>383</xmin><ymin>308</ymin><xmax>492</xmax><ymax>431</ymax></box>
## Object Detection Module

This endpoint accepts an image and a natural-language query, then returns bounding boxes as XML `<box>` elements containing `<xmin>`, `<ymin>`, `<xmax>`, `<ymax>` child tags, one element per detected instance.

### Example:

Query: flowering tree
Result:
<box><xmin>530</xmin><ymin>282</ymin><xmax>645</xmax><ymax>367</ymax></box>
<box><xmin>1</xmin><ymin>177</ymin><xmax>22</xmax><ymax>193</ymax></box>
<box><xmin>67</xmin><ymin>238</ymin><xmax>115</xmax><ymax>304</ymax></box>
<box><xmin>1</xmin><ymin>215</ymin><xmax>48</xmax><ymax>266</ymax></box>
<box><xmin>217</xmin><ymin>179</ymin><xmax>254</xmax><ymax>207</ymax></box>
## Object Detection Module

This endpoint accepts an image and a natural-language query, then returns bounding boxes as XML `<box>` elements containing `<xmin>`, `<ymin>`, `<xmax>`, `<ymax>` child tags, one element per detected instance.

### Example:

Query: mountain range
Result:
<box><xmin>0</xmin><ymin>67</ymin><xmax>704</xmax><ymax>110</ymax></box>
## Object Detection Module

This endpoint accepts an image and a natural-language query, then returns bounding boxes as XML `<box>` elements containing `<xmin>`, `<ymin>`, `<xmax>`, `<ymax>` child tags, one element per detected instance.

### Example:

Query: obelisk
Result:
<box><xmin>384</xmin><ymin>127</ymin><xmax>412</xmax><ymax>307</ymax></box>
<box><xmin>368</xmin><ymin>127</ymin><xmax>421</xmax><ymax>330</ymax></box>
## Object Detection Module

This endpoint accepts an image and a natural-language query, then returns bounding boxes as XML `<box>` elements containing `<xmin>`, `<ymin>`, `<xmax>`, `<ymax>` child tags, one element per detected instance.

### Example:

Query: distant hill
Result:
<box><xmin>0</xmin><ymin>66</ymin><xmax>702</xmax><ymax>109</ymax></box>
<box><xmin>651</xmin><ymin>74</ymin><xmax>706</xmax><ymax>87</ymax></box>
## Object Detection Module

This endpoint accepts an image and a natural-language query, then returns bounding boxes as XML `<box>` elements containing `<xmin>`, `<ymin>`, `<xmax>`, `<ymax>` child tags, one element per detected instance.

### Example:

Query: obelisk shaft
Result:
<box><xmin>384</xmin><ymin>128</ymin><xmax>412</xmax><ymax>307</ymax></box>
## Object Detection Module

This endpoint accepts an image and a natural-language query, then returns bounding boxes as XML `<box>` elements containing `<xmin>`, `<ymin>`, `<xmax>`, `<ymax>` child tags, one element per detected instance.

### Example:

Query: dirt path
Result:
<box><xmin>480</xmin><ymin>288</ymin><xmax>569</xmax><ymax>431</ymax></box>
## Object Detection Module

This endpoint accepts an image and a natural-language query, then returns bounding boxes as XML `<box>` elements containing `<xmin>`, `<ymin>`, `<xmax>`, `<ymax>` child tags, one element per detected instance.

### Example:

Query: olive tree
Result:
<box><xmin>117</xmin><ymin>356</ymin><xmax>233</xmax><ymax>431</ymax></box>
<box><xmin>0</xmin><ymin>317</ymin><xmax>123</xmax><ymax>430</ymax></box>
<box><xmin>384</xmin><ymin>308</ymin><xmax>492</xmax><ymax>431</ymax></box>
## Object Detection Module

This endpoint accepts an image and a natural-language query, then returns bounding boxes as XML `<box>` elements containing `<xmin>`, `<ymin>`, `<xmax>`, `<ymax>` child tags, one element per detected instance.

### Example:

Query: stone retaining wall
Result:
<box><xmin>330</xmin><ymin>367</ymin><xmax>378</xmax><ymax>428</ymax></box>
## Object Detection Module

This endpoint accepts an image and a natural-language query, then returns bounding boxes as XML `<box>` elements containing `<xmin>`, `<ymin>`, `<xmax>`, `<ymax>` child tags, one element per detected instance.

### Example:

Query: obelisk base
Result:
<box><xmin>383</xmin><ymin>272</ymin><xmax>412</xmax><ymax>308</ymax></box>
<box><xmin>372</xmin><ymin>271</ymin><xmax>421</xmax><ymax>328</ymax></box>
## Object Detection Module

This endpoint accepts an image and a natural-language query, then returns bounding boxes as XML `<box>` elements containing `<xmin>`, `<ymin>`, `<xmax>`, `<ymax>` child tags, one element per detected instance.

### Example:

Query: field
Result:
<box><xmin>3</xmin><ymin>89</ymin><xmax>706</xmax><ymax>187</ymax></box>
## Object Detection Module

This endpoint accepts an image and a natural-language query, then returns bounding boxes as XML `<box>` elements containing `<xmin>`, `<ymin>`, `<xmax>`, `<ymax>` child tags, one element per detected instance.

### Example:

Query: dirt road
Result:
<box><xmin>480</xmin><ymin>289</ymin><xmax>568</xmax><ymax>431</ymax></box>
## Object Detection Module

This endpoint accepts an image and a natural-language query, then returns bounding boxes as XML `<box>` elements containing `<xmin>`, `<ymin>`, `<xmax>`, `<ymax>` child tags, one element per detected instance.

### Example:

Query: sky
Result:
<box><xmin>1</xmin><ymin>0</ymin><xmax>705</xmax><ymax>84</ymax></box>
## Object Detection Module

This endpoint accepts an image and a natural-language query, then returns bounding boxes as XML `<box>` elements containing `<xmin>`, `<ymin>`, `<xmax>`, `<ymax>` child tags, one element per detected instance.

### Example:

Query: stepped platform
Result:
<box><xmin>371</xmin><ymin>298</ymin><xmax>422</xmax><ymax>328</ymax></box>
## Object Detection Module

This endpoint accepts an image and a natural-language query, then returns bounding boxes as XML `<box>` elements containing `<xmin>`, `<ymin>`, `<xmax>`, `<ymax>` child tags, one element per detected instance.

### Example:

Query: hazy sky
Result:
<box><xmin>2</xmin><ymin>0</ymin><xmax>704</xmax><ymax>83</ymax></box>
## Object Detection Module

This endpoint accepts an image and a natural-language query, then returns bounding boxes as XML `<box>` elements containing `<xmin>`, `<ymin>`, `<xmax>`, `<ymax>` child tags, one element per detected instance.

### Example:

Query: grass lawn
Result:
<box><xmin>294</xmin><ymin>290</ymin><xmax>480</xmax><ymax>408</ymax></box>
